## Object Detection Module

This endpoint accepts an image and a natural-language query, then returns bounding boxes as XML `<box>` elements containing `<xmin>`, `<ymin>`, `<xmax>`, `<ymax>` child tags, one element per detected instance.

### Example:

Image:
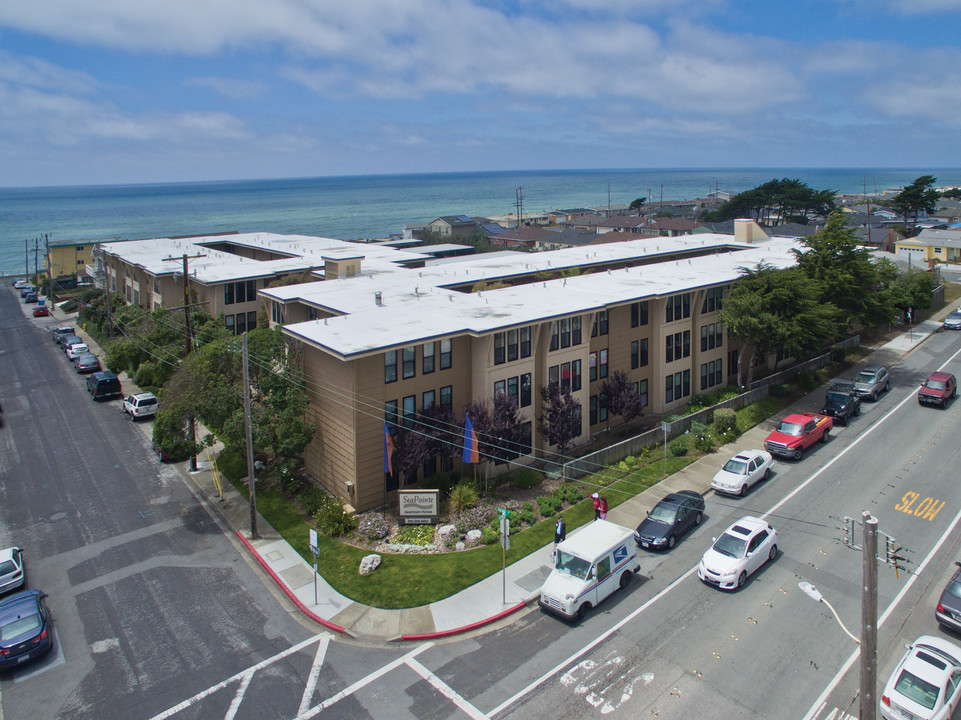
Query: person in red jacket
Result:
<box><xmin>599</xmin><ymin>496</ymin><xmax>609</xmax><ymax>520</ymax></box>
<box><xmin>592</xmin><ymin>492</ymin><xmax>600</xmax><ymax>520</ymax></box>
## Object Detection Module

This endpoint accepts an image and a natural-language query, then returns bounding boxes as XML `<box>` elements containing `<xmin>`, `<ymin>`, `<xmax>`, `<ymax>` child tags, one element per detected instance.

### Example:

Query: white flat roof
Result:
<box><xmin>271</xmin><ymin>234</ymin><xmax>802</xmax><ymax>358</ymax></box>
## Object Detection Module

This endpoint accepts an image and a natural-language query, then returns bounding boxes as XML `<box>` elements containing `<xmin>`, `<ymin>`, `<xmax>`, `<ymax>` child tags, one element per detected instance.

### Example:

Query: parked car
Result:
<box><xmin>52</xmin><ymin>326</ymin><xmax>76</xmax><ymax>344</ymax></box>
<box><xmin>11</xmin><ymin>279</ymin><xmax>26</xmax><ymax>288</ymax></box>
<box><xmin>0</xmin><ymin>548</ymin><xmax>24</xmax><ymax>595</ymax></box>
<box><xmin>763</xmin><ymin>412</ymin><xmax>832</xmax><ymax>460</ymax></box>
<box><xmin>698</xmin><ymin>516</ymin><xmax>778</xmax><ymax>590</ymax></box>
<box><xmin>880</xmin><ymin>635</ymin><xmax>961</xmax><ymax>720</ymax></box>
<box><xmin>65</xmin><ymin>342</ymin><xmax>89</xmax><ymax>360</ymax></box>
<box><xmin>821</xmin><ymin>381</ymin><xmax>861</xmax><ymax>426</ymax></box>
<box><xmin>32</xmin><ymin>304</ymin><xmax>49</xmax><ymax>317</ymax></box>
<box><xmin>944</xmin><ymin>310</ymin><xmax>961</xmax><ymax>330</ymax></box>
<box><xmin>935</xmin><ymin>561</ymin><xmax>961</xmax><ymax>634</ymax></box>
<box><xmin>74</xmin><ymin>353</ymin><xmax>101</xmax><ymax>374</ymax></box>
<box><xmin>0</xmin><ymin>590</ymin><xmax>53</xmax><ymax>670</ymax></box>
<box><xmin>122</xmin><ymin>392</ymin><xmax>158</xmax><ymax>421</ymax></box>
<box><xmin>918</xmin><ymin>372</ymin><xmax>957</xmax><ymax>409</ymax></box>
<box><xmin>853</xmin><ymin>365</ymin><xmax>891</xmax><ymax>401</ymax></box>
<box><xmin>711</xmin><ymin>449</ymin><xmax>774</xmax><ymax>497</ymax></box>
<box><xmin>634</xmin><ymin>490</ymin><xmax>705</xmax><ymax>550</ymax></box>
<box><xmin>22</xmin><ymin>292</ymin><xmax>38</xmax><ymax>304</ymax></box>
<box><xmin>86</xmin><ymin>371</ymin><xmax>122</xmax><ymax>401</ymax></box>
<box><xmin>59</xmin><ymin>335</ymin><xmax>81</xmax><ymax>351</ymax></box>
<box><xmin>18</xmin><ymin>285</ymin><xmax>34</xmax><ymax>298</ymax></box>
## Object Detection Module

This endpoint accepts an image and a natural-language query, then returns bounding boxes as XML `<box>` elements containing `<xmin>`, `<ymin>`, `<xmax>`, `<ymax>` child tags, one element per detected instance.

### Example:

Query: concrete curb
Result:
<box><xmin>398</xmin><ymin>599</ymin><xmax>532</xmax><ymax>642</ymax></box>
<box><xmin>234</xmin><ymin>530</ymin><xmax>352</xmax><ymax>637</ymax></box>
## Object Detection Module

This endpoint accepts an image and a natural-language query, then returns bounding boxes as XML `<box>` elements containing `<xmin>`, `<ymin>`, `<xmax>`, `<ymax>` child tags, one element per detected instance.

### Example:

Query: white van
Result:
<box><xmin>539</xmin><ymin>520</ymin><xmax>640</xmax><ymax>620</ymax></box>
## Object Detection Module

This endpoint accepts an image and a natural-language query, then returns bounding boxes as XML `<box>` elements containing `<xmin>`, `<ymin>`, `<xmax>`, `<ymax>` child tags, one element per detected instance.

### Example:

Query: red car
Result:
<box><xmin>919</xmin><ymin>371</ymin><xmax>957</xmax><ymax>408</ymax></box>
<box><xmin>32</xmin><ymin>304</ymin><xmax>49</xmax><ymax>317</ymax></box>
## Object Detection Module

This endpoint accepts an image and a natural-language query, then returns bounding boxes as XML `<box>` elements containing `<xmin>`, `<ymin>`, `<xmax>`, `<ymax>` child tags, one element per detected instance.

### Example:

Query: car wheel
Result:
<box><xmin>577</xmin><ymin>602</ymin><xmax>592</xmax><ymax>620</ymax></box>
<box><xmin>619</xmin><ymin>570</ymin><xmax>632</xmax><ymax>589</ymax></box>
<box><xmin>694</xmin><ymin>511</ymin><xmax>702</xmax><ymax>526</ymax></box>
<box><xmin>667</xmin><ymin>535</ymin><xmax>676</xmax><ymax>549</ymax></box>
<box><xmin>885</xmin><ymin>381</ymin><xmax>890</xmax><ymax>393</ymax></box>
<box><xmin>855</xmin><ymin>404</ymin><xmax>861</xmax><ymax>416</ymax></box>
<box><xmin>840</xmin><ymin>415</ymin><xmax>847</xmax><ymax>427</ymax></box>
<box><xmin>820</xmin><ymin>430</ymin><xmax>829</xmax><ymax>443</ymax></box>
<box><xmin>763</xmin><ymin>468</ymin><xmax>771</xmax><ymax>481</ymax></box>
<box><xmin>739</xmin><ymin>484</ymin><xmax>748</xmax><ymax>497</ymax></box>
<box><xmin>768</xmin><ymin>544</ymin><xmax>778</xmax><ymax>562</ymax></box>
<box><xmin>871</xmin><ymin>390</ymin><xmax>877</xmax><ymax>402</ymax></box>
<box><xmin>737</xmin><ymin>571</ymin><xmax>747</xmax><ymax>589</ymax></box>
<box><xmin>793</xmin><ymin>447</ymin><xmax>803</xmax><ymax>461</ymax></box>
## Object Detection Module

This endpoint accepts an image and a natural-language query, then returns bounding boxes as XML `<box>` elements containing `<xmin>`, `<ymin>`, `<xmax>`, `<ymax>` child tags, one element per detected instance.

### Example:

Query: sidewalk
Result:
<box><xmin>48</xmin><ymin>295</ymin><xmax>954</xmax><ymax>642</ymax></box>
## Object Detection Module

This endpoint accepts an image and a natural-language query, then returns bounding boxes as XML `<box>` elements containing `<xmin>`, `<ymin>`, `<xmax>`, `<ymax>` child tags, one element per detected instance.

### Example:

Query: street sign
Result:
<box><xmin>500</xmin><ymin>516</ymin><xmax>510</xmax><ymax>550</ymax></box>
<box><xmin>309</xmin><ymin>528</ymin><xmax>319</xmax><ymax>556</ymax></box>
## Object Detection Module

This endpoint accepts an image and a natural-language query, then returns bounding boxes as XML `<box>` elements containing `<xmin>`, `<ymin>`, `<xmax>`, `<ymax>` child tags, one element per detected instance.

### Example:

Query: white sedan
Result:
<box><xmin>711</xmin><ymin>449</ymin><xmax>774</xmax><ymax>497</ymax></box>
<box><xmin>698</xmin><ymin>516</ymin><xmax>778</xmax><ymax>590</ymax></box>
<box><xmin>881</xmin><ymin>635</ymin><xmax>961</xmax><ymax>720</ymax></box>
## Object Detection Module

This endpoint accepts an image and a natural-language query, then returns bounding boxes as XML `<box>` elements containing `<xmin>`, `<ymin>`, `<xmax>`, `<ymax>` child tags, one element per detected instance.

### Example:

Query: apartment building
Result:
<box><xmin>263</xmin><ymin>221</ymin><xmax>799</xmax><ymax>512</ymax></box>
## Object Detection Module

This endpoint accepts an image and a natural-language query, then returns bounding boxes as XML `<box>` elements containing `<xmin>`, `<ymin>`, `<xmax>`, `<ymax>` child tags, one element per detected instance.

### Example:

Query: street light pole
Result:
<box><xmin>861</xmin><ymin>511</ymin><xmax>878</xmax><ymax>720</ymax></box>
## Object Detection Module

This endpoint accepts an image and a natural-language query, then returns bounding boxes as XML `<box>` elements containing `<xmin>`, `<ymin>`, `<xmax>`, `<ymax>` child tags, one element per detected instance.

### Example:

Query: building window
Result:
<box><xmin>550</xmin><ymin>323</ymin><xmax>559</xmax><ymax>351</ymax></box>
<box><xmin>440</xmin><ymin>385</ymin><xmax>452</xmax><ymax>409</ymax></box>
<box><xmin>423</xmin><ymin>390</ymin><xmax>435</xmax><ymax>410</ymax></box>
<box><xmin>507</xmin><ymin>376</ymin><xmax>519</xmax><ymax>403</ymax></box>
<box><xmin>236</xmin><ymin>312</ymin><xmax>248</xmax><ymax>335</ymax></box>
<box><xmin>571</xmin><ymin>359</ymin><xmax>582</xmax><ymax>392</ymax></box>
<box><xmin>683</xmin><ymin>330</ymin><xmax>690</xmax><ymax>358</ymax></box>
<box><xmin>631</xmin><ymin>340</ymin><xmax>639</xmax><ymax>369</ymax></box>
<box><xmin>520</xmin><ymin>422</ymin><xmax>532</xmax><ymax>454</ymax></box>
<box><xmin>599</xmin><ymin>393</ymin><xmax>608</xmax><ymax>423</ymax></box>
<box><xmin>589</xmin><ymin>352</ymin><xmax>597</xmax><ymax>382</ymax></box>
<box><xmin>520</xmin><ymin>373</ymin><xmax>532</xmax><ymax>407</ymax></box>
<box><xmin>590</xmin><ymin>395</ymin><xmax>598</xmax><ymax>426</ymax></box>
<box><xmin>728</xmin><ymin>349</ymin><xmax>739</xmax><ymax>378</ymax></box>
<box><xmin>599</xmin><ymin>349</ymin><xmax>608</xmax><ymax>379</ymax></box>
<box><xmin>494</xmin><ymin>379</ymin><xmax>506</xmax><ymax>397</ymax></box>
<box><xmin>631</xmin><ymin>301</ymin><xmax>649</xmax><ymax>327</ymax></box>
<box><xmin>638</xmin><ymin>379</ymin><xmax>648</xmax><ymax>407</ymax></box>
<box><xmin>440</xmin><ymin>339</ymin><xmax>452</xmax><ymax>369</ymax></box>
<box><xmin>549</xmin><ymin>365</ymin><xmax>559</xmax><ymax>387</ymax></box>
<box><xmin>666</xmin><ymin>374</ymin><xmax>674</xmax><ymax>403</ymax></box>
<box><xmin>494</xmin><ymin>333</ymin><xmax>506</xmax><ymax>365</ymax></box>
<box><xmin>560</xmin><ymin>318</ymin><xmax>571</xmax><ymax>348</ymax></box>
<box><xmin>402</xmin><ymin>346</ymin><xmax>416</xmax><ymax>379</ymax></box>
<box><xmin>225</xmin><ymin>314</ymin><xmax>234</xmax><ymax>335</ymax></box>
<box><xmin>666</xmin><ymin>331</ymin><xmax>690</xmax><ymax>362</ymax></box>
<box><xmin>572</xmin><ymin>316</ymin><xmax>582</xmax><ymax>345</ymax></box>
<box><xmin>507</xmin><ymin>329</ymin><xmax>519</xmax><ymax>362</ymax></box>
<box><xmin>247</xmin><ymin>311</ymin><xmax>257</xmax><ymax>332</ymax></box>
<box><xmin>520</xmin><ymin>327</ymin><xmax>532</xmax><ymax>357</ymax></box>
<box><xmin>225</xmin><ymin>283</ymin><xmax>234</xmax><ymax>305</ymax></box>
<box><xmin>592</xmin><ymin>309</ymin><xmax>609</xmax><ymax>337</ymax></box>
<box><xmin>423</xmin><ymin>342</ymin><xmax>435</xmax><ymax>374</ymax></box>
<box><xmin>402</xmin><ymin>395</ymin><xmax>416</xmax><ymax>428</ymax></box>
<box><xmin>385</xmin><ymin>350</ymin><xmax>398</xmax><ymax>383</ymax></box>
<box><xmin>666</xmin><ymin>292</ymin><xmax>692</xmax><ymax>322</ymax></box>
<box><xmin>701</xmin><ymin>323</ymin><xmax>723</xmax><ymax>351</ymax></box>
<box><xmin>386</xmin><ymin>400</ymin><xmax>398</xmax><ymax>428</ymax></box>
<box><xmin>701</xmin><ymin>287</ymin><xmax>724</xmax><ymax>314</ymax></box>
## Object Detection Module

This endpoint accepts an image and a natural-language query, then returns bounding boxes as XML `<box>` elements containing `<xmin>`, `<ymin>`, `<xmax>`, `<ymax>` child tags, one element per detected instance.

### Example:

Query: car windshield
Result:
<box><xmin>0</xmin><ymin>560</ymin><xmax>16</xmax><ymax>575</ymax></box>
<box><xmin>825</xmin><ymin>392</ymin><xmax>848</xmax><ymax>403</ymax></box>
<box><xmin>924</xmin><ymin>379</ymin><xmax>947</xmax><ymax>390</ymax></box>
<box><xmin>555</xmin><ymin>551</ymin><xmax>592</xmax><ymax>580</ymax></box>
<box><xmin>947</xmin><ymin>579</ymin><xmax>961</xmax><ymax>600</ymax></box>
<box><xmin>855</xmin><ymin>372</ymin><xmax>877</xmax><ymax>384</ymax></box>
<box><xmin>648</xmin><ymin>504</ymin><xmax>678</xmax><ymax>523</ymax></box>
<box><xmin>775</xmin><ymin>421</ymin><xmax>803</xmax><ymax>436</ymax></box>
<box><xmin>713</xmin><ymin>532</ymin><xmax>748</xmax><ymax>559</ymax></box>
<box><xmin>722</xmin><ymin>458</ymin><xmax>748</xmax><ymax>475</ymax></box>
<box><xmin>139</xmin><ymin>398</ymin><xmax>158</xmax><ymax>406</ymax></box>
<box><xmin>893</xmin><ymin>668</ymin><xmax>939</xmax><ymax>710</ymax></box>
<box><xmin>0</xmin><ymin>614</ymin><xmax>39</xmax><ymax>641</ymax></box>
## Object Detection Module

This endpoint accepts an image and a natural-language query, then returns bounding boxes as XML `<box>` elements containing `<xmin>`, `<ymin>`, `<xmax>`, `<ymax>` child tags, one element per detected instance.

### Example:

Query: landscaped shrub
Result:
<box><xmin>270</xmin><ymin>459</ymin><xmax>303</xmax><ymax>494</ymax></box>
<box><xmin>511</xmin><ymin>469</ymin><xmax>543</xmax><ymax>490</ymax></box>
<box><xmin>519</xmin><ymin>502</ymin><xmax>536</xmax><ymax>527</ymax></box>
<box><xmin>830</xmin><ymin>345</ymin><xmax>846</xmax><ymax>363</ymax></box>
<box><xmin>693</xmin><ymin>432</ymin><xmax>716</xmax><ymax>453</ymax></box>
<box><xmin>357</xmin><ymin>512</ymin><xmax>392</xmax><ymax>542</ymax></box>
<box><xmin>298</xmin><ymin>486</ymin><xmax>327</xmax><ymax>515</ymax></box>
<box><xmin>669</xmin><ymin>438</ymin><xmax>688</xmax><ymax>456</ymax></box>
<box><xmin>481</xmin><ymin>526</ymin><xmax>500</xmax><ymax>545</ymax></box>
<box><xmin>453</xmin><ymin>506</ymin><xmax>494</xmax><ymax>534</ymax></box>
<box><xmin>795</xmin><ymin>369</ymin><xmax>820</xmax><ymax>392</ymax></box>
<box><xmin>447</xmin><ymin>481</ymin><xmax>478</xmax><ymax>515</ymax></box>
<box><xmin>768</xmin><ymin>383</ymin><xmax>789</xmax><ymax>397</ymax></box>
<box><xmin>713</xmin><ymin>408</ymin><xmax>738</xmax><ymax>435</ymax></box>
<box><xmin>313</xmin><ymin>496</ymin><xmax>358</xmax><ymax>537</ymax></box>
<box><xmin>536</xmin><ymin>494</ymin><xmax>562</xmax><ymax>517</ymax></box>
<box><xmin>395</xmin><ymin>524</ymin><xmax>435</xmax><ymax>546</ymax></box>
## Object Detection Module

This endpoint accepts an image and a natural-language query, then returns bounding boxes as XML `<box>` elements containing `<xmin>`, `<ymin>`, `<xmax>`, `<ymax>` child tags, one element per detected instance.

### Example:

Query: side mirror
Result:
<box><xmin>711</xmin><ymin>537</ymin><xmax>717</xmax><ymax>543</ymax></box>
<box><xmin>646</xmin><ymin>509</ymin><xmax>650</xmax><ymax>516</ymax></box>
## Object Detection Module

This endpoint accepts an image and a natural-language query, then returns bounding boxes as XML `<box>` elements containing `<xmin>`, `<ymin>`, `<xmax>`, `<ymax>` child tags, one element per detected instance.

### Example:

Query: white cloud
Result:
<box><xmin>0</xmin><ymin>50</ymin><xmax>99</xmax><ymax>94</ymax></box>
<box><xmin>187</xmin><ymin>76</ymin><xmax>267</xmax><ymax>99</ymax></box>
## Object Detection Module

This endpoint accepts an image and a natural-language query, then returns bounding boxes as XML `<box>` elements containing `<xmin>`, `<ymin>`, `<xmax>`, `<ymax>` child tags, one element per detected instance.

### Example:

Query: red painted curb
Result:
<box><xmin>399</xmin><ymin>600</ymin><xmax>529</xmax><ymax>641</ymax></box>
<box><xmin>235</xmin><ymin>531</ymin><xmax>347</xmax><ymax>635</ymax></box>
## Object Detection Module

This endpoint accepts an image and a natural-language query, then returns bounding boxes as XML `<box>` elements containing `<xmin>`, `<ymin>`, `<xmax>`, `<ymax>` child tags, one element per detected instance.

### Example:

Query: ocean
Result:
<box><xmin>3</xmin><ymin>167</ymin><xmax>961</xmax><ymax>277</ymax></box>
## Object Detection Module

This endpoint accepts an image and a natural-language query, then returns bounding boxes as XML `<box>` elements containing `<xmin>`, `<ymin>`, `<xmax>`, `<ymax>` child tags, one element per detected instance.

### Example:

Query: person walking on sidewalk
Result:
<box><xmin>599</xmin><ymin>496</ymin><xmax>608</xmax><ymax>520</ymax></box>
<box><xmin>592</xmin><ymin>492</ymin><xmax>600</xmax><ymax>520</ymax></box>
<box><xmin>553</xmin><ymin>515</ymin><xmax>566</xmax><ymax>556</ymax></box>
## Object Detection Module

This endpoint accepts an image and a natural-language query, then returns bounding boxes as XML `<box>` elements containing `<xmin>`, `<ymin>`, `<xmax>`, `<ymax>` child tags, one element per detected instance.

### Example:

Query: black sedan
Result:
<box><xmin>634</xmin><ymin>490</ymin><xmax>706</xmax><ymax>551</ymax></box>
<box><xmin>936</xmin><ymin>561</ymin><xmax>961</xmax><ymax>633</ymax></box>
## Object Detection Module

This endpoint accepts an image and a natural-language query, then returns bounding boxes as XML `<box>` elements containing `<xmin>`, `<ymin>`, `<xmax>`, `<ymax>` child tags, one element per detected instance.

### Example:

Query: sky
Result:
<box><xmin>1</xmin><ymin>0</ymin><xmax>960</xmax><ymax>187</ymax></box>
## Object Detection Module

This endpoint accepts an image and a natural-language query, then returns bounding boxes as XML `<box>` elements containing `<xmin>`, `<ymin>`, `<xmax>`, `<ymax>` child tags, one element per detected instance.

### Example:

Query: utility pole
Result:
<box><xmin>860</xmin><ymin>511</ymin><xmax>878</xmax><ymax>720</ymax></box>
<box><xmin>162</xmin><ymin>252</ymin><xmax>206</xmax><ymax>472</ymax></box>
<box><xmin>45</xmin><ymin>234</ymin><xmax>54</xmax><ymax>304</ymax></box>
<box><xmin>242</xmin><ymin>331</ymin><xmax>259</xmax><ymax>539</ymax></box>
<box><xmin>24</xmin><ymin>239</ymin><xmax>28</xmax><ymax>281</ymax></box>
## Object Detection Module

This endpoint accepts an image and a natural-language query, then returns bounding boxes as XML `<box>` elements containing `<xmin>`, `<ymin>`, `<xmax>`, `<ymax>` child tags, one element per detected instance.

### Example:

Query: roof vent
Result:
<box><xmin>375</xmin><ymin>291</ymin><xmax>383</xmax><ymax>306</ymax></box>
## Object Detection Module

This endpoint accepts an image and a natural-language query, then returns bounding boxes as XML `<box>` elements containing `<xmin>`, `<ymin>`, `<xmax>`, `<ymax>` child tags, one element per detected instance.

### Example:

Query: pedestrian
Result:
<box><xmin>592</xmin><ymin>492</ymin><xmax>600</xmax><ymax>520</ymax></box>
<box><xmin>553</xmin><ymin>514</ymin><xmax>566</xmax><ymax>556</ymax></box>
<box><xmin>599</xmin><ymin>496</ymin><xmax>608</xmax><ymax>520</ymax></box>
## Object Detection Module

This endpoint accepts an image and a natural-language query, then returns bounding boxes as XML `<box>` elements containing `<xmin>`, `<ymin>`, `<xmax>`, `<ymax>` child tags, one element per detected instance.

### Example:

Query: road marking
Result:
<box><xmin>895</xmin><ymin>491</ymin><xmax>946</xmax><ymax>522</ymax></box>
<box><xmin>408</xmin><ymin>658</ymin><xmax>488</xmax><ymax>720</ymax></box>
<box><xmin>297</xmin><ymin>634</ymin><xmax>329</xmax><ymax>717</ymax></box>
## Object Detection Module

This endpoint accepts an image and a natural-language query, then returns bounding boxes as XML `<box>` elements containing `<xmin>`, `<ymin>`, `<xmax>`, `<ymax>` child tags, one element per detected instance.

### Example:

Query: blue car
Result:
<box><xmin>0</xmin><ymin>590</ymin><xmax>53</xmax><ymax>670</ymax></box>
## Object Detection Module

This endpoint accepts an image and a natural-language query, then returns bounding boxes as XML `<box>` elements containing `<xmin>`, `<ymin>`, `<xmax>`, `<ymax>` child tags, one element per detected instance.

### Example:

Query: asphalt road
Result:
<box><xmin>0</xmin><ymin>287</ymin><xmax>333</xmax><ymax>719</ymax></box>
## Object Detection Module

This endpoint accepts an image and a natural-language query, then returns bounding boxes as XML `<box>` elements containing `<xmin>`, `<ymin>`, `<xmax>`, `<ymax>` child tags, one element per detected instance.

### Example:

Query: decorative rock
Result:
<box><xmin>455</xmin><ymin>541</ymin><xmax>466</xmax><ymax>551</ymax></box>
<box><xmin>359</xmin><ymin>554</ymin><xmax>381</xmax><ymax>575</ymax></box>
<box><xmin>438</xmin><ymin>524</ymin><xmax>457</xmax><ymax>544</ymax></box>
<box><xmin>466</xmin><ymin>529</ymin><xmax>483</xmax><ymax>544</ymax></box>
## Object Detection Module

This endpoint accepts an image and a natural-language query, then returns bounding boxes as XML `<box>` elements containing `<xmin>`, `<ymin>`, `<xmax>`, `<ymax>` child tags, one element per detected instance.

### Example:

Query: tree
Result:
<box><xmin>629</xmin><ymin>197</ymin><xmax>647</xmax><ymax>210</ymax></box>
<box><xmin>600</xmin><ymin>370</ymin><xmax>643</xmax><ymax>428</ymax></box>
<box><xmin>537</xmin><ymin>383</ymin><xmax>582</xmax><ymax>455</ymax></box>
<box><xmin>463</xmin><ymin>393</ymin><xmax>524</xmax><ymax>466</ymax></box>
<box><xmin>888</xmin><ymin>268</ymin><xmax>934</xmax><ymax>318</ymax></box>
<box><xmin>703</xmin><ymin>178</ymin><xmax>836</xmax><ymax>225</ymax></box>
<box><xmin>792</xmin><ymin>210</ymin><xmax>900</xmax><ymax>331</ymax></box>
<box><xmin>889</xmin><ymin>175</ymin><xmax>939</xmax><ymax>232</ymax></box>
<box><xmin>717</xmin><ymin>264</ymin><xmax>839</xmax><ymax>387</ymax></box>
<box><xmin>394</xmin><ymin>403</ymin><xmax>456</xmax><ymax>482</ymax></box>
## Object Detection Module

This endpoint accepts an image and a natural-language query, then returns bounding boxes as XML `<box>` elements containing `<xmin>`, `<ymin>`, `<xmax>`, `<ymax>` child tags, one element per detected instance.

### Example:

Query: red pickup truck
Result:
<box><xmin>764</xmin><ymin>412</ymin><xmax>833</xmax><ymax>460</ymax></box>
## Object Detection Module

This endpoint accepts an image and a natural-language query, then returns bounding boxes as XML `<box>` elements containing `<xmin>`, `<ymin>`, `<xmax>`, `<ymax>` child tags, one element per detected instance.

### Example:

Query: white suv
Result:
<box><xmin>122</xmin><ymin>392</ymin><xmax>159</xmax><ymax>421</ymax></box>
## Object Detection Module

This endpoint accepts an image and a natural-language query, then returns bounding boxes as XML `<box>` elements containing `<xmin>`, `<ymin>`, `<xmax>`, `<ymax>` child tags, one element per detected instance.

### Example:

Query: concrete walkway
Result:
<box><xmin>36</xmin><ymin>290</ymin><xmax>954</xmax><ymax>642</ymax></box>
